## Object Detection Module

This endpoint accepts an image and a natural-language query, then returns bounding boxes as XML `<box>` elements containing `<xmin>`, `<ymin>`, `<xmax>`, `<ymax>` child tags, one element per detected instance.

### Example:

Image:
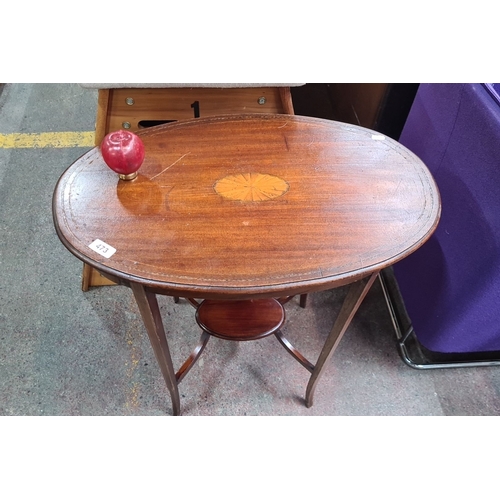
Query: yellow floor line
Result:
<box><xmin>0</xmin><ymin>131</ymin><xmax>95</xmax><ymax>149</ymax></box>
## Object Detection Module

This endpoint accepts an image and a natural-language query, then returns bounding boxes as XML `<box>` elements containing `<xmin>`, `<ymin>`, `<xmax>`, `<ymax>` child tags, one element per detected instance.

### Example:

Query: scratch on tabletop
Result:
<box><xmin>150</xmin><ymin>152</ymin><xmax>191</xmax><ymax>180</ymax></box>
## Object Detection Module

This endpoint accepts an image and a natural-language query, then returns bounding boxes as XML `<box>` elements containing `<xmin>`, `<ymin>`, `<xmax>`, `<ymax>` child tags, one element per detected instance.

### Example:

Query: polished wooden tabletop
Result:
<box><xmin>53</xmin><ymin>114</ymin><xmax>440</xmax><ymax>299</ymax></box>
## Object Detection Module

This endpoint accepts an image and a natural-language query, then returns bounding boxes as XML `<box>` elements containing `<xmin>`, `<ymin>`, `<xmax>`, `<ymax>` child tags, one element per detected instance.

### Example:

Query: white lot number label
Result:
<box><xmin>89</xmin><ymin>239</ymin><xmax>116</xmax><ymax>258</ymax></box>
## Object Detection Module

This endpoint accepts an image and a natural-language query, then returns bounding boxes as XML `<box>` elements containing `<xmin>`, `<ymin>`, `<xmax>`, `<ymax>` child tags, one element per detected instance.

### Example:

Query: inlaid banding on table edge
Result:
<box><xmin>214</xmin><ymin>172</ymin><xmax>289</xmax><ymax>201</ymax></box>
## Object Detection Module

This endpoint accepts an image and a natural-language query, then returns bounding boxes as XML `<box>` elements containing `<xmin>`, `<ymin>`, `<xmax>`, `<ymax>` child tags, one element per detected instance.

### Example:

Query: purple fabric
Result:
<box><xmin>393</xmin><ymin>83</ymin><xmax>500</xmax><ymax>353</ymax></box>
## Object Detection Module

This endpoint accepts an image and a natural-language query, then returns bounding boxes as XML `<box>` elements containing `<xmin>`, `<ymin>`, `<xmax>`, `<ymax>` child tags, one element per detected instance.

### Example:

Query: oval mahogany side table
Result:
<box><xmin>52</xmin><ymin>114</ymin><xmax>441</xmax><ymax>416</ymax></box>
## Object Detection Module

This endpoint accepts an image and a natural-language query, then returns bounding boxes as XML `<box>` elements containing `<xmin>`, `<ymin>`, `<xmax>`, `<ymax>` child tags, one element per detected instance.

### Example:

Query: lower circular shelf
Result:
<box><xmin>195</xmin><ymin>299</ymin><xmax>285</xmax><ymax>341</ymax></box>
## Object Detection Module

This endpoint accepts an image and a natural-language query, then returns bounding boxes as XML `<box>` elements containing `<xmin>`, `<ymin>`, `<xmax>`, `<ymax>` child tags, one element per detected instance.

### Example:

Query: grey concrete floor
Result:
<box><xmin>1</xmin><ymin>83</ymin><xmax>500</xmax><ymax>417</ymax></box>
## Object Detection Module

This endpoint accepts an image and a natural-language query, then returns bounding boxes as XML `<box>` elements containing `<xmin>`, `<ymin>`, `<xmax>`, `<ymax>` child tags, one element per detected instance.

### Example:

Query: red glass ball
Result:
<box><xmin>101</xmin><ymin>130</ymin><xmax>145</xmax><ymax>177</ymax></box>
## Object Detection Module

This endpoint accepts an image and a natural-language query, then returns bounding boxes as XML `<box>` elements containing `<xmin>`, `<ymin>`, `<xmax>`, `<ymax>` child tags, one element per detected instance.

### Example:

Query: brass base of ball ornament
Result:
<box><xmin>119</xmin><ymin>172</ymin><xmax>138</xmax><ymax>181</ymax></box>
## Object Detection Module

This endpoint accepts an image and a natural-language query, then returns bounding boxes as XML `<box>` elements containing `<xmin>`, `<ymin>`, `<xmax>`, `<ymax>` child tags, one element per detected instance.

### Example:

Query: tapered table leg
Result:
<box><xmin>305</xmin><ymin>272</ymin><xmax>379</xmax><ymax>408</ymax></box>
<box><xmin>130</xmin><ymin>282</ymin><xmax>181</xmax><ymax>416</ymax></box>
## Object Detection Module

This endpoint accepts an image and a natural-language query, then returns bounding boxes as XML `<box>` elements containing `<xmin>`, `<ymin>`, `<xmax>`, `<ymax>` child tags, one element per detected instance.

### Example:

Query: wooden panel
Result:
<box><xmin>327</xmin><ymin>84</ymin><xmax>389</xmax><ymax>128</ymax></box>
<box><xmin>82</xmin><ymin>265</ymin><xmax>116</xmax><ymax>289</ymax></box>
<box><xmin>94</xmin><ymin>89</ymin><xmax>110</xmax><ymax>145</ymax></box>
<box><xmin>106</xmin><ymin>87</ymin><xmax>285</xmax><ymax>133</ymax></box>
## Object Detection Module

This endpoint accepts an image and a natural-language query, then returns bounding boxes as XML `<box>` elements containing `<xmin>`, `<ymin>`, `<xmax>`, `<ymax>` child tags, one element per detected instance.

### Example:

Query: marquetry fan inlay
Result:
<box><xmin>214</xmin><ymin>172</ymin><xmax>289</xmax><ymax>201</ymax></box>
